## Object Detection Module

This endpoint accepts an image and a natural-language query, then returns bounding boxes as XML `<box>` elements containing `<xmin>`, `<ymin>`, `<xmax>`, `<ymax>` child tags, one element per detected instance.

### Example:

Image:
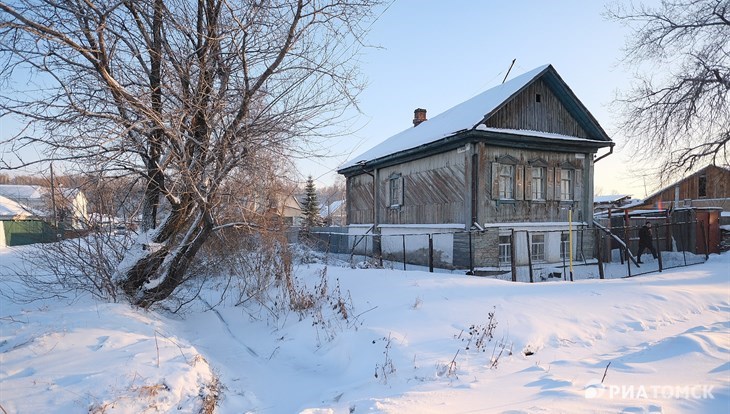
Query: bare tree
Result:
<box><xmin>607</xmin><ymin>0</ymin><xmax>730</xmax><ymax>181</ymax></box>
<box><xmin>0</xmin><ymin>0</ymin><xmax>381</xmax><ymax>306</ymax></box>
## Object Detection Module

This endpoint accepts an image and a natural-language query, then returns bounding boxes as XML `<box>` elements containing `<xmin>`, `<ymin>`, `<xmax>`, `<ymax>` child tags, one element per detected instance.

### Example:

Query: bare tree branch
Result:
<box><xmin>607</xmin><ymin>0</ymin><xmax>730</xmax><ymax>184</ymax></box>
<box><xmin>0</xmin><ymin>0</ymin><xmax>382</xmax><ymax>305</ymax></box>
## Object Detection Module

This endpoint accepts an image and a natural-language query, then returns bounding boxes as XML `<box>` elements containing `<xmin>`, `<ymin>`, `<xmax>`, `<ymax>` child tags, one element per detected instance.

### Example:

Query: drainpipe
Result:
<box><xmin>593</xmin><ymin>144</ymin><xmax>614</xmax><ymax>164</ymax></box>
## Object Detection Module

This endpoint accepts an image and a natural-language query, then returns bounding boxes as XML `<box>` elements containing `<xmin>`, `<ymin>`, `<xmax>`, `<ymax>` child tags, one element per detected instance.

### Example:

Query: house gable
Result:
<box><xmin>484</xmin><ymin>78</ymin><xmax>590</xmax><ymax>138</ymax></box>
<box><xmin>640</xmin><ymin>164</ymin><xmax>730</xmax><ymax>209</ymax></box>
<box><xmin>339</xmin><ymin>64</ymin><xmax>611</xmax><ymax>176</ymax></box>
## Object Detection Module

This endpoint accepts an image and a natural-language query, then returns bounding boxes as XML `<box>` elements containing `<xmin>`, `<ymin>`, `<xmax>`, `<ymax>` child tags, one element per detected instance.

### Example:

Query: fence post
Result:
<box><xmin>655</xmin><ymin>224</ymin><xmax>663</xmax><ymax>272</ymax></box>
<box><xmin>561</xmin><ymin>230</ymin><xmax>567</xmax><ymax>281</ymax></box>
<box><xmin>679</xmin><ymin>221</ymin><xmax>687</xmax><ymax>266</ymax></box>
<box><xmin>428</xmin><ymin>234</ymin><xmax>434</xmax><ymax>273</ymax></box>
<box><xmin>510</xmin><ymin>229</ymin><xmax>517</xmax><ymax>282</ymax></box>
<box><xmin>597</xmin><ymin>230</ymin><xmax>605</xmax><ymax>280</ymax></box>
<box><xmin>402</xmin><ymin>234</ymin><xmax>407</xmax><ymax>271</ymax></box>
<box><xmin>618</xmin><ymin>226</ymin><xmax>625</xmax><ymax>265</ymax></box>
<box><xmin>468</xmin><ymin>231</ymin><xmax>474</xmax><ymax>274</ymax></box>
<box><xmin>365</xmin><ymin>233</ymin><xmax>369</xmax><ymax>263</ymax></box>
<box><xmin>626</xmin><ymin>229</ymin><xmax>632</xmax><ymax>277</ymax></box>
<box><xmin>376</xmin><ymin>234</ymin><xmax>383</xmax><ymax>267</ymax></box>
<box><xmin>525</xmin><ymin>230</ymin><xmax>533</xmax><ymax>283</ymax></box>
<box><xmin>666</xmin><ymin>219</ymin><xmax>674</xmax><ymax>251</ymax></box>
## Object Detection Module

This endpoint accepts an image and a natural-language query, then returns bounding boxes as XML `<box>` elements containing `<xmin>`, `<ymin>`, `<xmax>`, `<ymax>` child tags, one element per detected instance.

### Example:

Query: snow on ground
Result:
<box><xmin>1</xmin><ymin>245</ymin><xmax>729</xmax><ymax>413</ymax></box>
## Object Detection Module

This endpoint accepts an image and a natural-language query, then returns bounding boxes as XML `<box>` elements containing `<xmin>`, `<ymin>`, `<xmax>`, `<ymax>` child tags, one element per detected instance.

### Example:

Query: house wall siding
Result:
<box><xmin>346</xmin><ymin>174</ymin><xmax>374</xmax><ymax>225</ymax></box>
<box><xmin>485</xmin><ymin>78</ymin><xmax>590</xmax><ymax>138</ymax></box>
<box><xmin>642</xmin><ymin>166</ymin><xmax>730</xmax><ymax>209</ymax></box>
<box><xmin>477</xmin><ymin>144</ymin><xmax>591</xmax><ymax>225</ymax></box>
<box><xmin>378</xmin><ymin>149</ymin><xmax>467</xmax><ymax>225</ymax></box>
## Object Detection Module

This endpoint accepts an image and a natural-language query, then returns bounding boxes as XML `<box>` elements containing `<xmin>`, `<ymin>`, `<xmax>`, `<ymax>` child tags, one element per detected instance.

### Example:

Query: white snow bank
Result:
<box><xmin>1</xmin><ymin>245</ymin><xmax>728</xmax><ymax>413</ymax></box>
<box><xmin>0</xmin><ymin>248</ymin><xmax>217</xmax><ymax>414</ymax></box>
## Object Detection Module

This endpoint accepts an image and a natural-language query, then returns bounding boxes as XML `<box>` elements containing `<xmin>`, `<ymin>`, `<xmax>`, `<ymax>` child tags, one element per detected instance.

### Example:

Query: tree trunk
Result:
<box><xmin>119</xmin><ymin>196</ymin><xmax>205</xmax><ymax>305</ymax></box>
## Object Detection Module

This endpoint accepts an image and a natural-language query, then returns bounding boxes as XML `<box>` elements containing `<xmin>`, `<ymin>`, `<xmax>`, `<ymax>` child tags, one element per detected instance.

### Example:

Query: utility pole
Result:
<box><xmin>49</xmin><ymin>163</ymin><xmax>58</xmax><ymax>228</ymax></box>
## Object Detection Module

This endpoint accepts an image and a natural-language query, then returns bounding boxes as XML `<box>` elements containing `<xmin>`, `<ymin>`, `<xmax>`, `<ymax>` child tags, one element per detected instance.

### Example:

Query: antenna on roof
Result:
<box><xmin>502</xmin><ymin>59</ymin><xmax>516</xmax><ymax>84</ymax></box>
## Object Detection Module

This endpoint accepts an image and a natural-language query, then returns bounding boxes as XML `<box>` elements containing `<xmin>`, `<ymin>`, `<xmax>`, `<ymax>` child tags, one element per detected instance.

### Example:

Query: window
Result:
<box><xmin>531</xmin><ymin>233</ymin><xmax>545</xmax><ymax>262</ymax></box>
<box><xmin>560</xmin><ymin>232</ymin><xmax>570</xmax><ymax>260</ymax></box>
<box><xmin>560</xmin><ymin>169</ymin><xmax>574</xmax><ymax>201</ymax></box>
<box><xmin>499</xmin><ymin>164</ymin><xmax>515</xmax><ymax>199</ymax></box>
<box><xmin>389</xmin><ymin>174</ymin><xmax>403</xmax><ymax>207</ymax></box>
<box><xmin>531</xmin><ymin>167</ymin><xmax>546</xmax><ymax>200</ymax></box>
<box><xmin>698</xmin><ymin>173</ymin><xmax>707</xmax><ymax>197</ymax></box>
<box><xmin>499</xmin><ymin>235</ymin><xmax>511</xmax><ymax>265</ymax></box>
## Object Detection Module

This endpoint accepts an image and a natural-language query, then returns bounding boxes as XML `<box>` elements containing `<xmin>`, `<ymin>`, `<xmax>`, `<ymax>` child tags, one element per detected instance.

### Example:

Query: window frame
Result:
<box><xmin>388</xmin><ymin>173</ymin><xmax>403</xmax><ymax>208</ymax></box>
<box><xmin>498</xmin><ymin>235</ymin><xmax>511</xmax><ymax>265</ymax></box>
<box><xmin>560</xmin><ymin>168</ymin><xmax>574</xmax><ymax>201</ymax></box>
<box><xmin>498</xmin><ymin>164</ymin><xmax>515</xmax><ymax>200</ymax></box>
<box><xmin>560</xmin><ymin>232</ymin><xmax>570</xmax><ymax>260</ymax></box>
<box><xmin>698</xmin><ymin>173</ymin><xmax>707</xmax><ymax>198</ymax></box>
<box><xmin>531</xmin><ymin>166</ymin><xmax>546</xmax><ymax>200</ymax></box>
<box><xmin>531</xmin><ymin>233</ymin><xmax>546</xmax><ymax>262</ymax></box>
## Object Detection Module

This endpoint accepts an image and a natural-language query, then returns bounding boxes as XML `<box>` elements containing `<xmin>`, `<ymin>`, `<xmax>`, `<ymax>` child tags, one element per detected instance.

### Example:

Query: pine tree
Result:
<box><xmin>302</xmin><ymin>176</ymin><xmax>322</xmax><ymax>228</ymax></box>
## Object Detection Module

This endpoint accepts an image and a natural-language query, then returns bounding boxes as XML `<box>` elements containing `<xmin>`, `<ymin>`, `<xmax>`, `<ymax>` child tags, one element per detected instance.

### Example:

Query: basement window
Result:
<box><xmin>499</xmin><ymin>235</ymin><xmax>511</xmax><ymax>265</ymax></box>
<box><xmin>531</xmin><ymin>233</ymin><xmax>545</xmax><ymax>262</ymax></box>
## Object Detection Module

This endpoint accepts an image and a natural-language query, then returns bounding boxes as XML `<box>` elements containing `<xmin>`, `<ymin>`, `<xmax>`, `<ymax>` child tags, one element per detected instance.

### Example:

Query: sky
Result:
<box><xmin>0</xmin><ymin>0</ymin><xmax>661</xmax><ymax>198</ymax></box>
<box><xmin>299</xmin><ymin>0</ymin><xmax>658</xmax><ymax>197</ymax></box>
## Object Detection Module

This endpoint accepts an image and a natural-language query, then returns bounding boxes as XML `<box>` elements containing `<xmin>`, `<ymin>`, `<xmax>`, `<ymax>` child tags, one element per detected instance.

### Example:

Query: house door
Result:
<box><xmin>471</xmin><ymin>153</ymin><xmax>478</xmax><ymax>225</ymax></box>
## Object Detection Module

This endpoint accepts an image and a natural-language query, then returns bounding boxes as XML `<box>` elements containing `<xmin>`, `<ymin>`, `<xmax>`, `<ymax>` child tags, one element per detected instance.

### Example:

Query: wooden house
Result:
<box><xmin>0</xmin><ymin>194</ymin><xmax>57</xmax><ymax>247</ymax></box>
<box><xmin>320</xmin><ymin>200</ymin><xmax>346</xmax><ymax>227</ymax></box>
<box><xmin>631</xmin><ymin>164</ymin><xmax>730</xmax><ymax>254</ymax></box>
<box><xmin>637</xmin><ymin>165</ymin><xmax>730</xmax><ymax>213</ymax></box>
<box><xmin>0</xmin><ymin>184</ymin><xmax>89</xmax><ymax>230</ymax></box>
<box><xmin>593</xmin><ymin>194</ymin><xmax>640</xmax><ymax>213</ymax></box>
<box><xmin>337</xmin><ymin>64</ymin><xmax>614</xmax><ymax>268</ymax></box>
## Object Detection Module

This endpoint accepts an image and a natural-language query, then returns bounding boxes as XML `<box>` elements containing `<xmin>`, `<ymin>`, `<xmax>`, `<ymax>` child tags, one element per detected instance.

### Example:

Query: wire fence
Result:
<box><xmin>297</xmin><ymin>220</ymin><xmax>710</xmax><ymax>282</ymax></box>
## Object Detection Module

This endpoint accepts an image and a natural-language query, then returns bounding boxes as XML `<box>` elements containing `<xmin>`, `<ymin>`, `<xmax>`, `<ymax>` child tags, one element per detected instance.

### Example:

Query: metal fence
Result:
<box><xmin>298</xmin><ymin>220</ymin><xmax>710</xmax><ymax>281</ymax></box>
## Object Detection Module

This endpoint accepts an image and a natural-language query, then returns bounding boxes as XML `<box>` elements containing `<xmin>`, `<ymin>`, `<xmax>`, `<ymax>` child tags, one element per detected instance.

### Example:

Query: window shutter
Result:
<box><xmin>554</xmin><ymin>168</ymin><xmax>562</xmax><ymax>200</ymax></box>
<box><xmin>574</xmin><ymin>169</ymin><xmax>583</xmax><ymax>202</ymax></box>
<box><xmin>515</xmin><ymin>165</ymin><xmax>524</xmax><ymax>200</ymax></box>
<box><xmin>546</xmin><ymin>167</ymin><xmax>555</xmax><ymax>201</ymax></box>
<box><xmin>399</xmin><ymin>175</ymin><xmax>405</xmax><ymax>205</ymax></box>
<box><xmin>525</xmin><ymin>167</ymin><xmax>533</xmax><ymax>201</ymax></box>
<box><xmin>491</xmin><ymin>162</ymin><xmax>500</xmax><ymax>200</ymax></box>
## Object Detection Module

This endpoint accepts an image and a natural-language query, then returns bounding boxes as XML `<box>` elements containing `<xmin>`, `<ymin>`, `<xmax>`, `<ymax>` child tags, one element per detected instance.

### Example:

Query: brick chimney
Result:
<box><xmin>413</xmin><ymin>108</ymin><xmax>427</xmax><ymax>127</ymax></box>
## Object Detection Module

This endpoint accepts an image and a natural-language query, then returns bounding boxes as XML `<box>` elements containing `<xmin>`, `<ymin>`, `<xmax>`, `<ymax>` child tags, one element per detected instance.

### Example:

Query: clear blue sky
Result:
<box><xmin>0</xmin><ymin>1</ymin><xmax>658</xmax><ymax>198</ymax></box>
<box><xmin>300</xmin><ymin>0</ymin><xmax>657</xmax><ymax>198</ymax></box>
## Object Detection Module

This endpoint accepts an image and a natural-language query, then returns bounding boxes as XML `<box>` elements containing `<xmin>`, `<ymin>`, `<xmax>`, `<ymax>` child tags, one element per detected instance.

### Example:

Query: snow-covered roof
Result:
<box><xmin>0</xmin><ymin>184</ymin><xmax>45</xmax><ymax>200</ymax></box>
<box><xmin>319</xmin><ymin>200</ymin><xmax>345</xmax><ymax>217</ymax></box>
<box><xmin>340</xmin><ymin>64</ymin><xmax>611</xmax><ymax>172</ymax></box>
<box><xmin>0</xmin><ymin>195</ymin><xmax>32</xmax><ymax>220</ymax></box>
<box><xmin>340</xmin><ymin>65</ymin><xmax>552</xmax><ymax>170</ymax></box>
<box><xmin>594</xmin><ymin>194</ymin><xmax>631</xmax><ymax>203</ymax></box>
<box><xmin>475</xmin><ymin>126</ymin><xmax>602</xmax><ymax>143</ymax></box>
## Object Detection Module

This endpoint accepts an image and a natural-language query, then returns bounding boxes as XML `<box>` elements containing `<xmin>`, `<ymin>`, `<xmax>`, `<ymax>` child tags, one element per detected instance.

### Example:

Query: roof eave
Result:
<box><xmin>338</xmin><ymin>130</ymin><xmax>613</xmax><ymax>176</ymax></box>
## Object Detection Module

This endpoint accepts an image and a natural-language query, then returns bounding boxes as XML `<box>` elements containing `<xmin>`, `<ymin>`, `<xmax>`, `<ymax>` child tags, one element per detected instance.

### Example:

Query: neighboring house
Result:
<box><xmin>320</xmin><ymin>200</ymin><xmax>346</xmax><ymax>227</ymax></box>
<box><xmin>0</xmin><ymin>184</ymin><xmax>89</xmax><ymax>229</ymax></box>
<box><xmin>630</xmin><ymin>164</ymin><xmax>730</xmax><ymax>254</ymax></box>
<box><xmin>0</xmin><ymin>194</ymin><xmax>56</xmax><ymax>247</ymax></box>
<box><xmin>636</xmin><ymin>165</ymin><xmax>730</xmax><ymax>214</ymax></box>
<box><xmin>593</xmin><ymin>194</ymin><xmax>642</xmax><ymax>214</ymax></box>
<box><xmin>0</xmin><ymin>185</ymin><xmax>45</xmax><ymax>214</ymax></box>
<box><xmin>338</xmin><ymin>64</ymin><xmax>614</xmax><ymax>268</ymax></box>
<box><xmin>277</xmin><ymin>193</ymin><xmax>304</xmax><ymax>226</ymax></box>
